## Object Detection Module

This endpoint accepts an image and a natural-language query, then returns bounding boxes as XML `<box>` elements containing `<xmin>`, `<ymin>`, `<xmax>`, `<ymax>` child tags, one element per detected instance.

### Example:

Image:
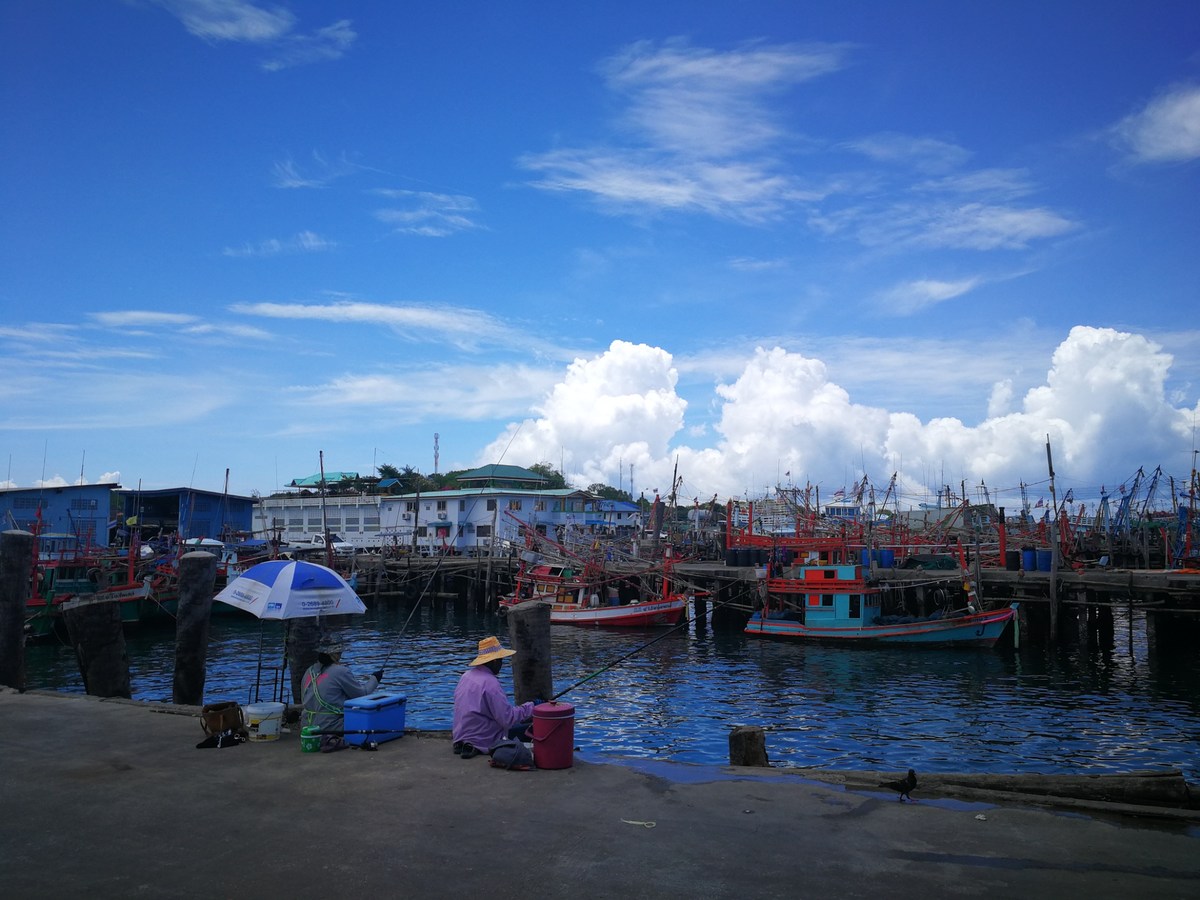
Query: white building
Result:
<box><xmin>253</xmin><ymin>464</ymin><xmax>630</xmax><ymax>555</ymax></box>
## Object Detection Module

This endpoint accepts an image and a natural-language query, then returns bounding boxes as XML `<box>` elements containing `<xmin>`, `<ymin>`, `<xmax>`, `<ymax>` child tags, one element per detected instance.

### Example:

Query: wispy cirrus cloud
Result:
<box><xmin>811</xmin><ymin>201</ymin><xmax>1075</xmax><ymax>251</ymax></box>
<box><xmin>223</xmin><ymin>230</ymin><xmax>335</xmax><ymax>257</ymax></box>
<box><xmin>842</xmin><ymin>133</ymin><xmax>972</xmax><ymax>174</ymax></box>
<box><xmin>520</xmin><ymin>39</ymin><xmax>853</xmax><ymax>222</ymax></box>
<box><xmin>154</xmin><ymin>0</ymin><xmax>294</xmax><ymax>42</ymax></box>
<box><xmin>152</xmin><ymin>1</ymin><xmax>355</xmax><ymax>70</ymax></box>
<box><xmin>272</xmin><ymin>151</ymin><xmax>369</xmax><ymax>189</ymax></box>
<box><xmin>262</xmin><ymin>19</ymin><xmax>355</xmax><ymax>72</ymax></box>
<box><xmin>1111</xmin><ymin>82</ymin><xmax>1200</xmax><ymax>163</ymax></box>
<box><xmin>86</xmin><ymin>310</ymin><xmax>271</xmax><ymax>341</ymax></box>
<box><xmin>287</xmin><ymin>363</ymin><xmax>559</xmax><ymax>421</ymax></box>
<box><xmin>89</xmin><ymin>310</ymin><xmax>199</xmax><ymax>328</ymax></box>
<box><xmin>372</xmin><ymin>189</ymin><xmax>482</xmax><ymax>237</ymax></box>
<box><xmin>914</xmin><ymin>168</ymin><xmax>1036</xmax><ymax>200</ymax></box>
<box><xmin>876</xmin><ymin>276</ymin><xmax>983</xmax><ymax>315</ymax></box>
<box><xmin>229</xmin><ymin>299</ymin><xmax>520</xmax><ymax>348</ymax></box>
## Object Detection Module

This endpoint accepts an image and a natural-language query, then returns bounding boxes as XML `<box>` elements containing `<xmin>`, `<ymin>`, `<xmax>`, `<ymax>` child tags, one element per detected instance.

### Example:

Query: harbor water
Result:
<box><xmin>22</xmin><ymin>603</ymin><xmax>1200</xmax><ymax>781</ymax></box>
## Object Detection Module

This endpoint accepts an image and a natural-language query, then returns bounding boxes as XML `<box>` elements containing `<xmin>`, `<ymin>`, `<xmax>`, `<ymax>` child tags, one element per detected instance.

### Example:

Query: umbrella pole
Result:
<box><xmin>253</xmin><ymin>619</ymin><xmax>266</xmax><ymax>703</ymax></box>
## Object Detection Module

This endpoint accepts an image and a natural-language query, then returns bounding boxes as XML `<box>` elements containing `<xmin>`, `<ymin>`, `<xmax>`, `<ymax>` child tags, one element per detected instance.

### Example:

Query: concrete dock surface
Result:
<box><xmin>2</xmin><ymin>688</ymin><xmax>1197</xmax><ymax>899</ymax></box>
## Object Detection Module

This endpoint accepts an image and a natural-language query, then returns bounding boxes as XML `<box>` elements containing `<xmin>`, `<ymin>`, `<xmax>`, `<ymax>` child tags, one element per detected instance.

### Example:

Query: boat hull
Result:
<box><xmin>504</xmin><ymin>596</ymin><xmax>687</xmax><ymax>627</ymax></box>
<box><xmin>745</xmin><ymin>605</ymin><xmax>1016</xmax><ymax>647</ymax></box>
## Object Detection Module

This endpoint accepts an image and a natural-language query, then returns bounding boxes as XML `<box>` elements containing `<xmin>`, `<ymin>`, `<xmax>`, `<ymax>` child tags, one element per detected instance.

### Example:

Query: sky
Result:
<box><xmin>2</xmin><ymin>1</ymin><xmax>1199</xmax><ymax>514</ymax></box>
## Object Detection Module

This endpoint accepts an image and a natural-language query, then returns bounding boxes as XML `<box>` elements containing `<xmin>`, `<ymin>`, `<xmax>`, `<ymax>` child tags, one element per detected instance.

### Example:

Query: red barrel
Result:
<box><xmin>532</xmin><ymin>701</ymin><xmax>575</xmax><ymax>769</ymax></box>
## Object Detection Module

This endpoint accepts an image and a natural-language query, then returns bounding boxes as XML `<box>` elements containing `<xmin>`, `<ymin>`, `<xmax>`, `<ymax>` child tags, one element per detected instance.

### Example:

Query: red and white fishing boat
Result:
<box><xmin>499</xmin><ymin>533</ymin><xmax>688</xmax><ymax>627</ymax></box>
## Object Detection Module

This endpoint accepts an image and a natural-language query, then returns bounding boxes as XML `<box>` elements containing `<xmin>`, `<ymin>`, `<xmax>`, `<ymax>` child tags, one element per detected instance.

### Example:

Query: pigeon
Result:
<box><xmin>879</xmin><ymin>768</ymin><xmax>917</xmax><ymax>801</ymax></box>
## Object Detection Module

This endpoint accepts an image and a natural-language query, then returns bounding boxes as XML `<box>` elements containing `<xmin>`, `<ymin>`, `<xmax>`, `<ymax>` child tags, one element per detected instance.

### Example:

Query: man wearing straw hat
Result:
<box><xmin>451</xmin><ymin>636</ymin><xmax>535</xmax><ymax>759</ymax></box>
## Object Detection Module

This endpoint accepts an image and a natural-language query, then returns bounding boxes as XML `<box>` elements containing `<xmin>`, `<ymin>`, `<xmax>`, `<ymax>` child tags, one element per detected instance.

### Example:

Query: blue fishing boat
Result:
<box><xmin>744</xmin><ymin>562</ymin><xmax>1016</xmax><ymax>647</ymax></box>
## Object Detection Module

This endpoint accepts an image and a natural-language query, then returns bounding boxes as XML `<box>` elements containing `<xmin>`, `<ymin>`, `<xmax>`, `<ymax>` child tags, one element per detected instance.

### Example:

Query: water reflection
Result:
<box><xmin>21</xmin><ymin>603</ymin><xmax>1200</xmax><ymax>780</ymax></box>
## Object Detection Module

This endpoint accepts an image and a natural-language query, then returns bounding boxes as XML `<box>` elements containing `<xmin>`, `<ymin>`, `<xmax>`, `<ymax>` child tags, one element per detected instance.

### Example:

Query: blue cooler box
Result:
<box><xmin>343</xmin><ymin>691</ymin><xmax>406</xmax><ymax>746</ymax></box>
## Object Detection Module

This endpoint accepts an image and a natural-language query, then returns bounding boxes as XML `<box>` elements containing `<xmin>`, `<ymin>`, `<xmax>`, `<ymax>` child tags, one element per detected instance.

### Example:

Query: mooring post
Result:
<box><xmin>286</xmin><ymin>617</ymin><xmax>322</xmax><ymax>704</ymax></box>
<box><xmin>729</xmin><ymin>724</ymin><xmax>769</xmax><ymax>766</ymax></box>
<box><xmin>63</xmin><ymin>598</ymin><xmax>131</xmax><ymax>698</ymax></box>
<box><xmin>172</xmin><ymin>550</ymin><xmax>219</xmax><ymax>706</ymax></box>
<box><xmin>507</xmin><ymin>599</ymin><xmax>552</xmax><ymax>704</ymax></box>
<box><xmin>0</xmin><ymin>529</ymin><xmax>34</xmax><ymax>691</ymax></box>
<box><xmin>693</xmin><ymin>591</ymin><xmax>708</xmax><ymax>632</ymax></box>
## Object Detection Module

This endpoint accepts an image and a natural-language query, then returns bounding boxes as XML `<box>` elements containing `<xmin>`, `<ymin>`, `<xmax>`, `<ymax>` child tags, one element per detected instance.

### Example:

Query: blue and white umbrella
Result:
<box><xmin>215</xmin><ymin>559</ymin><xmax>366</xmax><ymax>620</ymax></box>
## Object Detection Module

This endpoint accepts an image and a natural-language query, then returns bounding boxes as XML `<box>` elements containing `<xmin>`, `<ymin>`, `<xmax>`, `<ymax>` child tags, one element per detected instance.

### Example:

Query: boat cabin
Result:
<box><xmin>784</xmin><ymin>564</ymin><xmax>882</xmax><ymax>627</ymax></box>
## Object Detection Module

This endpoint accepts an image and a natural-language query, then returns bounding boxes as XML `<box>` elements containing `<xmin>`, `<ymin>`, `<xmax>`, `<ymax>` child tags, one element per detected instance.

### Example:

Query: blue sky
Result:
<box><xmin>2</xmin><ymin>1</ymin><xmax>1199</xmax><ymax>513</ymax></box>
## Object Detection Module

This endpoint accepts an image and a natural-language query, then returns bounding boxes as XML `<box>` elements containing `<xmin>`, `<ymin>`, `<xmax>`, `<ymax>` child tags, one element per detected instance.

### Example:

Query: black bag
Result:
<box><xmin>488</xmin><ymin>739</ymin><xmax>534</xmax><ymax>770</ymax></box>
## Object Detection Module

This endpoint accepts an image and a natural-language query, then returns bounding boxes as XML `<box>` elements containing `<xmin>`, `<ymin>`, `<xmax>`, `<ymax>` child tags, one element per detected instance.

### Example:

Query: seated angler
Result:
<box><xmin>451</xmin><ymin>636</ymin><xmax>536</xmax><ymax>759</ymax></box>
<box><xmin>301</xmin><ymin>638</ymin><xmax>382</xmax><ymax>753</ymax></box>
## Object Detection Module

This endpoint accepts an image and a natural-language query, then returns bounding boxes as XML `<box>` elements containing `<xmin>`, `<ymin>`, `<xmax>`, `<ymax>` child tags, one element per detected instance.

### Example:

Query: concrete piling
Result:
<box><xmin>507</xmin><ymin>599</ymin><xmax>553</xmax><ymax>703</ymax></box>
<box><xmin>729</xmin><ymin>724</ymin><xmax>769</xmax><ymax>766</ymax></box>
<box><xmin>172</xmin><ymin>550</ymin><xmax>218</xmax><ymax>705</ymax></box>
<box><xmin>63</xmin><ymin>599</ymin><xmax>131</xmax><ymax>698</ymax></box>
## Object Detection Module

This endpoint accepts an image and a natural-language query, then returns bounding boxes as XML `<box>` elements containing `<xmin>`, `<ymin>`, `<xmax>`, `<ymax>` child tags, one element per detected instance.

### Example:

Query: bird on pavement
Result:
<box><xmin>879</xmin><ymin>768</ymin><xmax>917</xmax><ymax>801</ymax></box>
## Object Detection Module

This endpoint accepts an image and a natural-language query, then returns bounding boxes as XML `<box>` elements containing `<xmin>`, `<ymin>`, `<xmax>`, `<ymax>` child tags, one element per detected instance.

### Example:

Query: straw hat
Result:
<box><xmin>316</xmin><ymin>637</ymin><xmax>345</xmax><ymax>656</ymax></box>
<box><xmin>470</xmin><ymin>635</ymin><xmax>516</xmax><ymax>667</ymax></box>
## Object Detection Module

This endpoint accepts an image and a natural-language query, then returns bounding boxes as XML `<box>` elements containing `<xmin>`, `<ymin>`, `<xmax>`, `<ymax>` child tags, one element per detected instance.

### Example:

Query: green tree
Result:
<box><xmin>529</xmin><ymin>462</ymin><xmax>568</xmax><ymax>489</ymax></box>
<box><xmin>587</xmin><ymin>483</ymin><xmax>632</xmax><ymax>502</ymax></box>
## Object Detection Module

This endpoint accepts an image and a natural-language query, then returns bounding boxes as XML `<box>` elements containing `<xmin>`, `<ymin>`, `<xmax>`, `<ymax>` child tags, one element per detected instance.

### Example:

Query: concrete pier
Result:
<box><xmin>1</xmin><ymin>688</ymin><xmax>1196</xmax><ymax>898</ymax></box>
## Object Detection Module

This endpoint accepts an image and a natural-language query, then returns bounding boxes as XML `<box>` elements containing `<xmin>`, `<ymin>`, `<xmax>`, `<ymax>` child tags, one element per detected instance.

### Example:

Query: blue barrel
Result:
<box><xmin>737</xmin><ymin>547</ymin><xmax>752</xmax><ymax>567</ymax></box>
<box><xmin>879</xmin><ymin>548</ymin><xmax>895</xmax><ymax>568</ymax></box>
<box><xmin>861</xmin><ymin>549</ymin><xmax>871</xmax><ymax>566</ymax></box>
<box><xmin>1021</xmin><ymin>549</ymin><xmax>1037</xmax><ymax>571</ymax></box>
<box><xmin>725</xmin><ymin>547</ymin><xmax>738</xmax><ymax>567</ymax></box>
<box><xmin>1036</xmin><ymin>549</ymin><xmax>1053</xmax><ymax>572</ymax></box>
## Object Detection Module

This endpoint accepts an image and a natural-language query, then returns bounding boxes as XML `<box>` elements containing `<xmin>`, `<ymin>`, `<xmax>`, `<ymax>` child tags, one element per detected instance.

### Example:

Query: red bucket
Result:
<box><xmin>532</xmin><ymin>701</ymin><xmax>575</xmax><ymax>769</ymax></box>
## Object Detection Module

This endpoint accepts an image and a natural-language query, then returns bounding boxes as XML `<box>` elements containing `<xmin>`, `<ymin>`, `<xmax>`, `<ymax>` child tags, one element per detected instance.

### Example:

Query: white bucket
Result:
<box><xmin>244</xmin><ymin>702</ymin><xmax>285</xmax><ymax>742</ymax></box>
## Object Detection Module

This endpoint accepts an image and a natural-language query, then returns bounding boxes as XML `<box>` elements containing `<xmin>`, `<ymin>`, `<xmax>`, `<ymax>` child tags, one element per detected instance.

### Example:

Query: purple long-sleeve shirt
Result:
<box><xmin>451</xmin><ymin>665</ymin><xmax>534</xmax><ymax>751</ymax></box>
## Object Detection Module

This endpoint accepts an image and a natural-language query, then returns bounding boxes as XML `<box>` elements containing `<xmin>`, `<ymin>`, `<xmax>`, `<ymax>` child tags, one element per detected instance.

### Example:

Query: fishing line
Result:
<box><xmin>549</xmin><ymin>583</ymin><xmax>757</xmax><ymax>702</ymax></box>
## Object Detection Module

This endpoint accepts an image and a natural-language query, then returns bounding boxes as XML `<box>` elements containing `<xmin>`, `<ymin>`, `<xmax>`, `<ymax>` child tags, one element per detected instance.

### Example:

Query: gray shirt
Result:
<box><xmin>301</xmin><ymin>662</ymin><xmax>379</xmax><ymax>734</ymax></box>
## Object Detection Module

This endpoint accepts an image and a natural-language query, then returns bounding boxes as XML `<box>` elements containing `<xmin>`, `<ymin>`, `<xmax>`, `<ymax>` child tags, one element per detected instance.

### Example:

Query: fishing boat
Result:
<box><xmin>499</xmin><ymin>558</ymin><xmax>687</xmax><ymax>627</ymax></box>
<box><xmin>497</xmin><ymin>519</ymin><xmax>690</xmax><ymax>628</ymax></box>
<box><xmin>744</xmin><ymin>562</ymin><xmax>1016</xmax><ymax>647</ymax></box>
<box><xmin>23</xmin><ymin>510</ymin><xmax>179</xmax><ymax>637</ymax></box>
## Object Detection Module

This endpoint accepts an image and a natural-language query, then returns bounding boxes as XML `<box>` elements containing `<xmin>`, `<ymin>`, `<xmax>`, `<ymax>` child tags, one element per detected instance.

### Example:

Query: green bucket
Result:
<box><xmin>300</xmin><ymin>725</ymin><xmax>320</xmax><ymax>753</ymax></box>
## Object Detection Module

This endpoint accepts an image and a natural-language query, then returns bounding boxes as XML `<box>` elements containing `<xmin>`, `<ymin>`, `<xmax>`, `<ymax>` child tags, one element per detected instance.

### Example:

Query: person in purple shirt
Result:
<box><xmin>452</xmin><ymin>636</ymin><xmax>536</xmax><ymax>759</ymax></box>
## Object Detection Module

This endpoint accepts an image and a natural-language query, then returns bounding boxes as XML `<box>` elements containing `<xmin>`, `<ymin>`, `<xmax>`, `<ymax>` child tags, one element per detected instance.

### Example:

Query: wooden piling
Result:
<box><xmin>507</xmin><ymin>599</ymin><xmax>553</xmax><ymax>704</ymax></box>
<box><xmin>172</xmin><ymin>550</ymin><xmax>219</xmax><ymax>706</ymax></box>
<box><xmin>63</xmin><ymin>598</ymin><xmax>131</xmax><ymax>698</ymax></box>
<box><xmin>729</xmin><ymin>725</ymin><xmax>769</xmax><ymax>767</ymax></box>
<box><xmin>0</xmin><ymin>529</ymin><xmax>34</xmax><ymax>691</ymax></box>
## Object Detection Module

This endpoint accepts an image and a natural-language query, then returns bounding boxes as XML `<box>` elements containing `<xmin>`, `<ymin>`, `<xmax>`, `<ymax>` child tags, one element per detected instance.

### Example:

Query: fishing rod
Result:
<box><xmin>549</xmin><ymin>583</ymin><xmax>757</xmax><ymax>702</ymax></box>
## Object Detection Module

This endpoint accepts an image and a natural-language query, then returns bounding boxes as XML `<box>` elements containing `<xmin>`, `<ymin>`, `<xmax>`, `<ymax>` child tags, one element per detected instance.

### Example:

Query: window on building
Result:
<box><xmin>436</xmin><ymin>500</ymin><xmax>447</xmax><ymax>511</ymax></box>
<box><xmin>534</xmin><ymin>500</ymin><xmax>545</xmax><ymax>511</ymax></box>
<box><xmin>486</xmin><ymin>499</ymin><xmax>496</xmax><ymax>511</ymax></box>
<box><xmin>476</xmin><ymin>524</ymin><xmax>491</xmax><ymax>537</ymax></box>
<box><xmin>508</xmin><ymin>500</ymin><xmax>522</xmax><ymax>510</ymax></box>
